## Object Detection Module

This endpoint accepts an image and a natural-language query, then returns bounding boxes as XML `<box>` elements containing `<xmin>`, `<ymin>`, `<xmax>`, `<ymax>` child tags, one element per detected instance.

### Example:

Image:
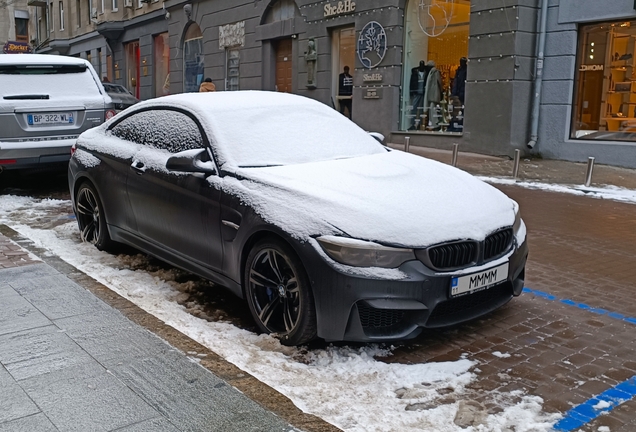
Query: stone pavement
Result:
<box><xmin>3</xmin><ymin>145</ymin><xmax>636</xmax><ymax>432</ymax></box>
<box><xmin>387</xmin><ymin>143</ymin><xmax>636</xmax><ymax>190</ymax></box>
<box><xmin>384</xmin><ymin>143</ymin><xmax>636</xmax><ymax>431</ymax></box>
<box><xmin>0</xmin><ymin>231</ymin><xmax>336</xmax><ymax>432</ymax></box>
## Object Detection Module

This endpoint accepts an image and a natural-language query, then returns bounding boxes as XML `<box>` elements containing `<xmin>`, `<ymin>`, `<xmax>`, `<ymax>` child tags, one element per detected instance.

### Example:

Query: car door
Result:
<box><xmin>122</xmin><ymin>108</ymin><xmax>224</xmax><ymax>272</ymax></box>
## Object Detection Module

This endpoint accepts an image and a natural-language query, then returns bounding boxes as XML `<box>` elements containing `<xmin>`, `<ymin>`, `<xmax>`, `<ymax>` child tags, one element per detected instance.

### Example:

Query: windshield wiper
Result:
<box><xmin>3</xmin><ymin>94</ymin><xmax>50</xmax><ymax>100</ymax></box>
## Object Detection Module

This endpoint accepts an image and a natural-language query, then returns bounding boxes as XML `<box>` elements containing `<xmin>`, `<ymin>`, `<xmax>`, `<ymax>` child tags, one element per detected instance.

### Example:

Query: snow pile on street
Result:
<box><xmin>480</xmin><ymin>177</ymin><xmax>636</xmax><ymax>205</ymax></box>
<box><xmin>0</xmin><ymin>194</ymin><xmax>560</xmax><ymax>431</ymax></box>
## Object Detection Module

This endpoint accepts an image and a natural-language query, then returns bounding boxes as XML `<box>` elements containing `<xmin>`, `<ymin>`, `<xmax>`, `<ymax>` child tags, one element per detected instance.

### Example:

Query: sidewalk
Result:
<box><xmin>0</xmin><ymin>232</ymin><xmax>324</xmax><ymax>432</ymax></box>
<box><xmin>388</xmin><ymin>144</ymin><xmax>636</xmax><ymax>191</ymax></box>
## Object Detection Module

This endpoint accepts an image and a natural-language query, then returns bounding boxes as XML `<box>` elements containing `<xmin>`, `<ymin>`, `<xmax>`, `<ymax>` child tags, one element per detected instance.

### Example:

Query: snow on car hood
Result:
<box><xmin>220</xmin><ymin>150</ymin><xmax>516</xmax><ymax>247</ymax></box>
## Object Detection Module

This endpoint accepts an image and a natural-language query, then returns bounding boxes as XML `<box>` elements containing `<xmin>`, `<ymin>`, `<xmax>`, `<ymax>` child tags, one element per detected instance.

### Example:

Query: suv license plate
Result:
<box><xmin>451</xmin><ymin>262</ymin><xmax>509</xmax><ymax>298</ymax></box>
<box><xmin>27</xmin><ymin>113</ymin><xmax>74</xmax><ymax>126</ymax></box>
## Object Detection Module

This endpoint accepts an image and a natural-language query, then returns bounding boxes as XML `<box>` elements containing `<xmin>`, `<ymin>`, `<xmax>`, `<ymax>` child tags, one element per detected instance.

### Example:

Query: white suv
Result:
<box><xmin>0</xmin><ymin>54</ymin><xmax>115</xmax><ymax>173</ymax></box>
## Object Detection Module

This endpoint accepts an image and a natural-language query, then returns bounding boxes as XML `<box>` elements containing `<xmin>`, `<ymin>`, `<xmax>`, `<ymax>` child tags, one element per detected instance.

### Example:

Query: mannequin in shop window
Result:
<box><xmin>424</xmin><ymin>60</ymin><xmax>443</xmax><ymax>131</ymax></box>
<box><xmin>338</xmin><ymin>66</ymin><xmax>353</xmax><ymax>119</ymax></box>
<box><xmin>448</xmin><ymin>57</ymin><xmax>467</xmax><ymax>133</ymax></box>
<box><xmin>409</xmin><ymin>60</ymin><xmax>431</xmax><ymax>130</ymax></box>
<box><xmin>451</xmin><ymin>57</ymin><xmax>467</xmax><ymax>105</ymax></box>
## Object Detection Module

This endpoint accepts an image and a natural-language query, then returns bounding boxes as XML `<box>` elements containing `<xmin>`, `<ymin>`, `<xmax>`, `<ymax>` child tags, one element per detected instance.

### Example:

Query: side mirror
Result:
<box><xmin>166</xmin><ymin>148</ymin><xmax>216</xmax><ymax>174</ymax></box>
<box><xmin>368</xmin><ymin>132</ymin><xmax>385</xmax><ymax>144</ymax></box>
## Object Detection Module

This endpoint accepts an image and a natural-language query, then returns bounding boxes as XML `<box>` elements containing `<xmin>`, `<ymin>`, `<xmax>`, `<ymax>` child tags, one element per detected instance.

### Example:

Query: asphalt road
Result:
<box><xmin>2</xmin><ymin>170</ymin><xmax>635</xmax><ymax>431</ymax></box>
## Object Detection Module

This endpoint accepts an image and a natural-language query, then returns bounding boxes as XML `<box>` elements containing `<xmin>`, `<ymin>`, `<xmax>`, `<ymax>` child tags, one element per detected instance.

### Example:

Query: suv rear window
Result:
<box><xmin>0</xmin><ymin>63</ymin><xmax>102</xmax><ymax>99</ymax></box>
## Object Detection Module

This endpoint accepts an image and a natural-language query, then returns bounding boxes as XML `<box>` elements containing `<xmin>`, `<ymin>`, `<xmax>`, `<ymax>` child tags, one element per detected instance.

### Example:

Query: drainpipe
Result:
<box><xmin>527</xmin><ymin>0</ymin><xmax>550</xmax><ymax>149</ymax></box>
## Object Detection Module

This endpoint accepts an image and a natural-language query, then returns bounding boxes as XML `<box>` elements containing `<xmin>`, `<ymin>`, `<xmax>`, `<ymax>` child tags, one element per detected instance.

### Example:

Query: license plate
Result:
<box><xmin>450</xmin><ymin>262</ymin><xmax>509</xmax><ymax>297</ymax></box>
<box><xmin>27</xmin><ymin>112</ymin><xmax>74</xmax><ymax>126</ymax></box>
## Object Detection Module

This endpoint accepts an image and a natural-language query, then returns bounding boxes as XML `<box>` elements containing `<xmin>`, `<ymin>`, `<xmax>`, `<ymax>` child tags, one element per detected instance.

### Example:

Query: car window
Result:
<box><xmin>0</xmin><ymin>64</ymin><xmax>102</xmax><ymax>97</ymax></box>
<box><xmin>110</xmin><ymin>109</ymin><xmax>204</xmax><ymax>153</ymax></box>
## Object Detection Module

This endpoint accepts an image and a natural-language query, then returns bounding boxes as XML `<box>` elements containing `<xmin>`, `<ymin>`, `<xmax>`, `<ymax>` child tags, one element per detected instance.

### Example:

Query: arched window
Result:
<box><xmin>263</xmin><ymin>0</ymin><xmax>298</xmax><ymax>24</ymax></box>
<box><xmin>183</xmin><ymin>22</ymin><xmax>204</xmax><ymax>93</ymax></box>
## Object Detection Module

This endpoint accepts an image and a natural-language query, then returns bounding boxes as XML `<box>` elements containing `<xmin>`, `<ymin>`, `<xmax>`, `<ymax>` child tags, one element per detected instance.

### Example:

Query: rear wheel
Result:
<box><xmin>244</xmin><ymin>238</ymin><xmax>317</xmax><ymax>346</ymax></box>
<box><xmin>75</xmin><ymin>182</ymin><xmax>113</xmax><ymax>251</ymax></box>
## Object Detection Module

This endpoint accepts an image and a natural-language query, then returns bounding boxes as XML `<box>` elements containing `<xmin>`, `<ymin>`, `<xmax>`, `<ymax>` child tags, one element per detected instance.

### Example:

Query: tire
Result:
<box><xmin>75</xmin><ymin>182</ymin><xmax>114</xmax><ymax>251</ymax></box>
<box><xmin>244</xmin><ymin>238</ymin><xmax>317</xmax><ymax>346</ymax></box>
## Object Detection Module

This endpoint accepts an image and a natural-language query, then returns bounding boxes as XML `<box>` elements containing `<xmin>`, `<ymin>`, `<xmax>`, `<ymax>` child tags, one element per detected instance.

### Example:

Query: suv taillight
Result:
<box><xmin>105</xmin><ymin>109</ymin><xmax>116</xmax><ymax>120</ymax></box>
<box><xmin>70</xmin><ymin>143</ymin><xmax>76</xmax><ymax>156</ymax></box>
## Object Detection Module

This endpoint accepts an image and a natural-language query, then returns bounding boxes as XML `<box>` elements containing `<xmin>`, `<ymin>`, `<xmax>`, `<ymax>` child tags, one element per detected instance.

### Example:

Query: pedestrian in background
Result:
<box><xmin>199</xmin><ymin>77</ymin><xmax>216</xmax><ymax>92</ymax></box>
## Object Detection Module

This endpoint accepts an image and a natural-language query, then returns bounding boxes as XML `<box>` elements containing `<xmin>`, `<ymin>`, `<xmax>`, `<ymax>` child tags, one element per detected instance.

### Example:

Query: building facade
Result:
<box><xmin>1</xmin><ymin>0</ymin><xmax>32</xmax><ymax>54</ymax></box>
<box><xmin>6</xmin><ymin>0</ymin><xmax>636</xmax><ymax>168</ymax></box>
<box><xmin>22</xmin><ymin>0</ymin><xmax>170</xmax><ymax>100</ymax></box>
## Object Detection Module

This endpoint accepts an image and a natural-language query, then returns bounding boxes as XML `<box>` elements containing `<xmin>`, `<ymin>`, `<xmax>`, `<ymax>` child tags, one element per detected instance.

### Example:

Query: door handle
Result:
<box><xmin>131</xmin><ymin>160</ymin><xmax>146</xmax><ymax>174</ymax></box>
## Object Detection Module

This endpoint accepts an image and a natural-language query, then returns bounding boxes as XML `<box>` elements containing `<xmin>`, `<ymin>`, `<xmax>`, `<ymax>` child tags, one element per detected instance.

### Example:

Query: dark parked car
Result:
<box><xmin>68</xmin><ymin>91</ymin><xmax>527</xmax><ymax>346</ymax></box>
<box><xmin>103</xmin><ymin>83</ymin><xmax>139</xmax><ymax>112</ymax></box>
<box><xmin>0</xmin><ymin>54</ymin><xmax>115</xmax><ymax>172</ymax></box>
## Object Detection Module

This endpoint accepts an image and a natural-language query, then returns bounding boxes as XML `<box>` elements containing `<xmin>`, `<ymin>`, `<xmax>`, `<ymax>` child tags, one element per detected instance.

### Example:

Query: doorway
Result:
<box><xmin>332</xmin><ymin>27</ymin><xmax>356</xmax><ymax>115</ymax></box>
<box><xmin>125</xmin><ymin>41</ymin><xmax>140</xmax><ymax>99</ymax></box>
<box><xmin>275</xmin><ymin>38</ymin><xmax>293</xmax><ymax>93</ymax></box>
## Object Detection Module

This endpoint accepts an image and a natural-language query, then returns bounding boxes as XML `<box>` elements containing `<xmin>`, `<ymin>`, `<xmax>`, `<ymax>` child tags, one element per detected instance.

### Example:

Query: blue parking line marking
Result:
<box><xmin>523</xmin><ymin>287</ymin><xmax>636</xmax><ymax>326</ymax></box>
<box><xmin>522</xmin><ymin>288</ymin><xmax>636</xmax><ymax>429</ymax></box>
<box><xmin>553</xmin><ymin>376</ymin><xmax>636</xmax><ymax>431</ymax></box>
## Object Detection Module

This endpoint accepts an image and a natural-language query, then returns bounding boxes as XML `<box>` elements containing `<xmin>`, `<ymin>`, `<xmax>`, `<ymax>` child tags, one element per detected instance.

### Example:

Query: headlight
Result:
<box><xmin>316</xmin><ymin>236</ymin><xmax>416</xmax><ymax>268</ymax></box>
<box><xmin>513</xmin><ymin>210</ymin><xmax>522</xmax><ymax>235</ymax></box>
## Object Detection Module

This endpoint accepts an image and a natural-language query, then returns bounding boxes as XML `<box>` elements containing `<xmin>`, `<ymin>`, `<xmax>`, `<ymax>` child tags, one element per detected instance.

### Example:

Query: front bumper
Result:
<box><xmin>296</xmin><ymin>238</ymin><xmax>528</xmax><ymax>343</ymax></box>
<box><xmin>0</xmin><ymin>138</ymin><xmax>75</xmax><ymax>171</ymax></box>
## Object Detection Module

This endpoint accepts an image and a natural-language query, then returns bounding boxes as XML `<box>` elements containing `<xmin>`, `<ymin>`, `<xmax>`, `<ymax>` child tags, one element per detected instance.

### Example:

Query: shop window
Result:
<box><xmin>15</xmin><ymin>18</ymin><xmax>29</xmax><ymax>42</ymax></box>
<box><xmin>400</xmin><ymin>0</ymin><xmax>470</xmax><ymax>133</ymax></box>
<box><xmin>572</xmin><ymin>21</ymin><xmax>636</xmax><ymax>142</ymax></box>
<box><xmin>226</xmin><ymin>48</ymin><xmax>240</xmax><ymax>91</ymax></box>
<box><xmin>154</xmin><ymin>33</ymin><xmax>170</xmax><ymax>97</ymax></box>
<box><xmin>183</xmin><ymin>23</ymin><xmax>204</xmax><ymax>93</ymax></box>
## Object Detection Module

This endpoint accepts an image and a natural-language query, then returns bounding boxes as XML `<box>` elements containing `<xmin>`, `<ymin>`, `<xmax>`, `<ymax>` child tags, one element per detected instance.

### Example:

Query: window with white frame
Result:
<box><xmin>100</xmin><ymin>0</ymin><xmax>104</xmax><ymax>13</ymax></box>
<box><xmin>76</xmin><ymin>0</ymin><xmax>81</xmax><ymax>26</ymax></box>
<box><xmin>87</xmin><ymin>0</ymin><xmax>92</xmax><ymax>22</ymax></box>
<box><xmin>112</xmin><ymin>0</ymin><xmax>117</xmax><ymax>12</ymax></box>
<box><xmin>59</xmin><ymin>1</ymin><xmax>64</xmax><ymax>30</ymax></box>
<box><xmin>226</xmin><ymin>48</ymin><xmax>239</xmax><ymax>91</ymax></box>
<box><xmin>49</xmin><ymin>3</ymin><xmax>53</xmax><ymax>32</ymax></box>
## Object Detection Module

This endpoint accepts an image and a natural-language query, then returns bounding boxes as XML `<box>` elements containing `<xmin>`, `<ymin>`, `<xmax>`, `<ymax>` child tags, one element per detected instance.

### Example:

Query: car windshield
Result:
<box><xmin>0</xmin><ymin>64</ymin><xmax>101</xmax><ymax>98</ymax></box>
<box><xmin>208</xmin><ymin>95</ymin><xmax>387</xmax><ymax>168</ymax></box>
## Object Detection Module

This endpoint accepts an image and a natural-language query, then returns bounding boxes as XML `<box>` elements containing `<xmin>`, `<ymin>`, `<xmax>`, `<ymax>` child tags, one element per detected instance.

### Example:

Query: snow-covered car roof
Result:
<box><xmin>0</xmin><ymin>53</ymin><xmax>91</xmax><ymax>67</ymax></box>
<box><xmin>124</xmin><ymin>91</ymin><xmax>387</xmax><ymax>170</ymax></box>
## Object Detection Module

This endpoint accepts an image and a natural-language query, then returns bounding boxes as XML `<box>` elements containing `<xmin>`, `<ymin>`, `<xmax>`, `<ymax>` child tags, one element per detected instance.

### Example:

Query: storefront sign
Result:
<box><xmin>357</xmin><ymin>21</ymin><xmax>387</xmax><ymax>69</ymax></box>
<box><xmin>324</xmin><ymin>1</ymin><xmax>356</xmax><ymax>18</ymax></box>
<box><xmin>579</xmin><ymin>64</ymin><xmax>604</xmax><ymax>71</ymax></box>
<box><xmin>363</xmin><ymin>73</ymin><xmax>383</xmax><ymax>82</ymax></box>
<box><xmin>3</xmin><ymin>41</ymin><xmax>32</xmax><ymax>54</ymax></box>
<box><xmin>219</xmin><ymin>21</ymin><xmax>245</xmax><ymax>49</ymax></box>
<box><xmin>363</xmin><ymin>88</ymin><xmax>382</xmax><ymax>99</ymax></box>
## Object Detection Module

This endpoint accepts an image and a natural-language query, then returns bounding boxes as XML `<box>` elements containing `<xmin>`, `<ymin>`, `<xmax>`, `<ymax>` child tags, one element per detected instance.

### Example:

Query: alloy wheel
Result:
<box><xmin>248</xmin><ymin>248</ymin><xmax>302</xmax><ymax>335</ymax></box>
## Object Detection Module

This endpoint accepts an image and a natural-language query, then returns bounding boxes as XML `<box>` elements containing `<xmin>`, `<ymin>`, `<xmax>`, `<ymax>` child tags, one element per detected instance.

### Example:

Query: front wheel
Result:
<box><xmin>75</xmin><ymin>182</ymin><xmax>114</xmax><ymax>251</ymax></box>
<box><xmin>244</xmin><ymin>238</ymin><xmax>317</xmax><ymax>346</ymax></box>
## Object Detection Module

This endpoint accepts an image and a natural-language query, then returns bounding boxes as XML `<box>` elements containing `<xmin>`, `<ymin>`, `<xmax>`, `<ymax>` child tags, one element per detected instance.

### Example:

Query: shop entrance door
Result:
<box><xmin>125</xmin><ymin>41</ymin><xmax>141</xmax><ymax>99</ymax></box>
<box><xmin>275</xmin><ymin>38</ymin><xmax>293</xmax><ymax>93</ymax></box>
<box><xmin>332</xmin><ymin>27</ymin><xmax>356</xmax><ymax>116</ymax></box>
